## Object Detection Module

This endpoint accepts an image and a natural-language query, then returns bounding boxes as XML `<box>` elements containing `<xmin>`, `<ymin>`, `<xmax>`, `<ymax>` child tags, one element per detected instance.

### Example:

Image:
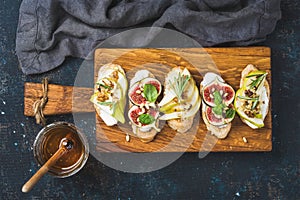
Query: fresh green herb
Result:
<box><xmin>96</xmin><ymin>82</ymin><xmax>113</xmax><ymax>90</ymax></box>
<box><xmin>97</xmin><ymin>101</ymin><xmax>116</xmax><ymax>110</ymax></box>
<box><xmin>251</xmin><ymin>99</ymin><xmax>259</xmax><ymax>110</ymax></box>
<box><xmin>211</xmin><ymin>91</ymin><xmax>225</xmax><ymax>115</ymax></box>
<box><xmin>97</xmin><ymin>101</ymin><xmax>114</xmax><ymax>106</ymax></box>
<box><xmin>213</xmin><ymin>91</ymin><xmax>223</xmax><ymax>105</ymax></box>
<box><xmin>212</xmin><ymin>103</ymin><xmax>225</xmax><ymax>115</ymax></box>
<box><xmin>209</xmin><ymin>89</ymin><xmax>236</xmax><ymax>119</ymax></box>
<box><xmin>100</xmin><ymin>84</ymin><xmax>112</xmax><ymax>90</ymax></box>
<box><xmin>169</xmin><ymin>72</ymin><xmax>190</xmax><ymax>102</ymax></box>
<box><xmin>143</xmin><ymin>84</ymin><xmax>158</xmax><ymax>102</ymax></box>
<box><xmin>237</xmin><ymin>95</ymin><xmax>259</xmax><ymax>110</ymax></box>
<box><xmin>225</xmin><ymin>108</ymin><xmax>235</xmax><ymax>119</ymax></box>
<box><xmin>138</xmin><ymin>114</ymin><xmax>155</xmax><ymax>125</ymax></box>
<box><xmin>246</xmin><ymin>73</ymin><xmax>264</xmax><ymax>78</ymax></box>
<box><xmin>248</xmin><ymin>73</ymin><xmax>267</xmax><ymax>89</ymax></box>
<box><xmin>237</xmin><ymin>96</ymin><xmax>259</xmax><ymax>101</ymax></box>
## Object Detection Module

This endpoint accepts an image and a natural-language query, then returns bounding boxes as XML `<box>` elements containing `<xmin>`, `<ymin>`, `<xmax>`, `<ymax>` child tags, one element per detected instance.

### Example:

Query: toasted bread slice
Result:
<box><xmin>236</xmin><ymin>64</ymin><xmax>270</xmax><ymax>129</ymax></box>
<box><xmin>167</xmin><ymin>116</ymin><xmax>195</xmax><ymax>133</ymax></box>
<box><xmin>201</xmin><ymin>102</ymin><xmax>231</xmax><ymax>139</ymax></box>
<box><xmin>159</xmin><ymin>67</ymin><xmax>200</xmax><ymax>133</ymax></box>
<box><xmin>131</xmin><ymin>120</ymin><xmax>160</xmax><ymax>143</ymax></box>
<box><xmin>92</xmin><ymin>63</ymin><xmax>127</xmax><ymax>126</ymax></box>
<box><xmin>128</xmin><ymin>70</ymin><xmax>160</xmax><ymax>143</ymax></box>
<box><xmin>200</xmin><ymin>73</ymin><xmax>233</xmax><ymax>139</ymax></box>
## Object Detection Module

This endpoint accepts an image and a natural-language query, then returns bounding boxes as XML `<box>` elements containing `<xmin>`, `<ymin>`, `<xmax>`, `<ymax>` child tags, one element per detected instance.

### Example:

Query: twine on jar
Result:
<box><xmin>33</xmin><ymin>78</ymin><xmax>48</xmax><ymax>126</ymax></box>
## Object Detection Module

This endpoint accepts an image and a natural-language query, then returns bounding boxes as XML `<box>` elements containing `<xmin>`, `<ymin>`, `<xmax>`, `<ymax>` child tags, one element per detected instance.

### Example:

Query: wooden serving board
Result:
<box><xmin>24</xmin><ymin>83</ymin><xmax>94</xmax><ymax>116</ymax></box>
<box><xmin>24</xmin><ymin>47</ymin><xmax>272</xmax><ymax>152</ymax></box>
<box><xmin>94</xmin><ymin>48</ymin><xmax>272</xmax><ymax>152</ymax></box>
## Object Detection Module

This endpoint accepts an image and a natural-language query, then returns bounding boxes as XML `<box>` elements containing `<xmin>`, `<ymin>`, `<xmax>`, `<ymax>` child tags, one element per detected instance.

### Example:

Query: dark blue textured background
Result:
<box><xmin>0</xmin><ymin>1</ymin><xmax>299</xmax><ymax>199</ymax></box>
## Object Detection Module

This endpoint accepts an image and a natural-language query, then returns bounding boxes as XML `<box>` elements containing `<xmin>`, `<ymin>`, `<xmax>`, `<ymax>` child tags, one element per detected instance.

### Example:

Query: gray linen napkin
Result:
<box><xmin>16</xmin><ymin>0</ymin><xmax>281</xmax><ymax>74</ymax></box>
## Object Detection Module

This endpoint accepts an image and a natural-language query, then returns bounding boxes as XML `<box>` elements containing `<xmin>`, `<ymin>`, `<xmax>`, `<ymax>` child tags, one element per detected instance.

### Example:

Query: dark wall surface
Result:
<box><xmin>0</xmin><ymin>0</ymin><xmax>299</xmax><ymax>199</ymax></box>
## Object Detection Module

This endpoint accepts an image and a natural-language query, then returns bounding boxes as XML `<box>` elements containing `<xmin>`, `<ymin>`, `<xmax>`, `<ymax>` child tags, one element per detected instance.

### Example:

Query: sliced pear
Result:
<box><xmin>111</xmin><ymin>81</ymin><xmax>127</xmax><ymax>123</ymax></box>
<box><xmin>159</xmin><ymin>67</ymin><xmax>193</xmax><ymax>107</ymax></box>
<box><xmin>180</xmin><ymin>78</ymin><xmax>195</xmax><ymax>100</ymax></box>
<box><xmin>117</xmin><ymin>71</ymin><xmax>128</xmax><ymax>92</ymax></box>
<box><xmin>159</xmin><ymin>88</ymin><xmax>201</xmax><ymax>120</ymax></box>
<box><xmin>112</xmin><ymin>101</ymin><xmax>125</xmax><ymax>123</ymax></box>
<box><xmin>160</xmin><ymin>83</ymin><xmax>197</xmax><ymax>113</ymax></box>
<box><xmin>159</xmin><ymin>69</ymin><xmax>195</xmax><ymax>106</ymax></box>
<box><xmin>158</xmin><ymin>90</ymin><xmax>177</xmax><ymax>107</ymax></box>
<box><xmin>165</xmin><ymin>84</ymin><xmax>198</xmax><ymax>113</ymax></box>
<box><xmin>159</xmin><ymin>68</ymin><xmax>200</xmax><ymax>120</ymax></box>
<box><xmin>234</xmin><ymin>89</ymin><xmax>264</xmax><ymax>128</ymax></box>
<box><xmin>159</xmin><ymin>100</ymin><xmax>178</xmax><ymax>113</ymax></box>
<box><xmin>92</xmin><ymin>64</ymin><xmax>128</xmax><ymax>125</ymax></box>
<box><xmin>242</xmin><ymin>71</ymin><xmax>267</xmax><ymax>95</ymax></box>
<box><xmin>242</xmin><ymin>118</ymin><xmax>260</xmax><ymax>129</ymax></box>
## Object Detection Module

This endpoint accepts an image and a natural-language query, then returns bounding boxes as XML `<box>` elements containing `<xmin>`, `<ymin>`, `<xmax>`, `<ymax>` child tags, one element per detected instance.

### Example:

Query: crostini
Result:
<box><xmin>234</xmin><ymin>64</ymin><xmax>270</xmax><ymax>129</ymax></box>
<box><xmin>128</xmin><ymin>70</ymin><xmax>162</xmax><ymax>143</ymax></box>
<box><xmin>90</xmin><ymin>63</ymin><xmax>128</xmax><ymax>126</ymax></box>
<box><xmin>200</xmin><ymin>73</ymin><xmax>235</xmax><ymax>139</ymax></box>
<box><xmin>159</xmin><ymin>67</ymin><xmax>201</xmax><ymax>133</ymax></box>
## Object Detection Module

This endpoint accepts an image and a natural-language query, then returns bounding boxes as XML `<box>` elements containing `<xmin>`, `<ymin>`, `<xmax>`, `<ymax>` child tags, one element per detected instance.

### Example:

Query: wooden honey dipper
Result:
<box><xmin>22</xmin><ymin>137</ymin><xmax>73</xmax><ymax>193</ymax></box>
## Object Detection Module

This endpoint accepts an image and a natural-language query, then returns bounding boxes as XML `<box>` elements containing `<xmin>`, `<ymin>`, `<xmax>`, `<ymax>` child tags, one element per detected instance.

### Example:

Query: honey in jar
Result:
<box><xmin>33</xmin><ymin>122</ymin><xmax>89</xmax><ymax>178</ymax></box>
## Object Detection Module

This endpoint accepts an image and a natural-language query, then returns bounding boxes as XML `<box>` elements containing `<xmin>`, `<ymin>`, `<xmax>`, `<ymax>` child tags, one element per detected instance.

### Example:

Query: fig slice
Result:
<box><xmin>128</xmin><ymin>77</ymin><xmax>162</xmax><ymax>106</ymax></box>
<box><xmin>202</xmin><ymin>78</ymin><xmax>235</xmax><ymax>107</ymax></box>
<box><xmin>205</xmin><ymin>105</ymin><xmax>225</xmax><ymax>126</ymax></box>
<box><xmin>128</xmin><ymin>105</ymin><xmax>159</xmax><ymax>127</ymax></box>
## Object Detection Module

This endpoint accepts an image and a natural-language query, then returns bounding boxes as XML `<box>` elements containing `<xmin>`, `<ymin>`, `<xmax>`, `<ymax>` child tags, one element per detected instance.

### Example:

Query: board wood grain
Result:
<box><xmin>24</xmin><ymin>83</ymin><xmax>94</xmax><ymax>116</ymax></box>
<box><xmin>23</xmin><ymin>47</ymin><xmax>272</xmax><ymax>152</ymax></box>
<box><xmin>94</xmin><ymin>47</ymin><xmax>272</xmax><ymax>152</ymax></box>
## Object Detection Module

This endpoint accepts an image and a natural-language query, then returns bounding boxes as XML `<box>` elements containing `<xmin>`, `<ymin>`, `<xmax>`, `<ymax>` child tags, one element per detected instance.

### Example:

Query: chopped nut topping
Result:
<box><xmin>245</xmin><ymin>89</ymin><xmax>254</xmax><ymax>97</ymax></box>
<box><xmin>112</xmin><ymin>70</ymin><xmax>119</xmax><ymax>80</ymax></box>
<box><xmin>126</xmin><ymin>134</ymin><xmax>130</xmax><ymax>142</ymax></box>
<box><xmin>97</xmin><ymin>88</ymin><xmax>110</xmax><ymax>102</ymax></box>
<box><xmin>102</xmin><ymin>79</ymin><xmax>114</xmax><ymax>88</ymax></box>
<box><xmin>245</xmin><ymin>110</ymin><xmax>255</xmax><ymax>118</ymax></box>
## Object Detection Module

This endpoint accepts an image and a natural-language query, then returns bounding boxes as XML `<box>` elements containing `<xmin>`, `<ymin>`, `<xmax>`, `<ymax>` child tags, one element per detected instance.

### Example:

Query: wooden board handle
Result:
<box><xmin>24</xmin><ymin>83</ymin><xmax>94</xmax><ymax>116</ymax></box>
